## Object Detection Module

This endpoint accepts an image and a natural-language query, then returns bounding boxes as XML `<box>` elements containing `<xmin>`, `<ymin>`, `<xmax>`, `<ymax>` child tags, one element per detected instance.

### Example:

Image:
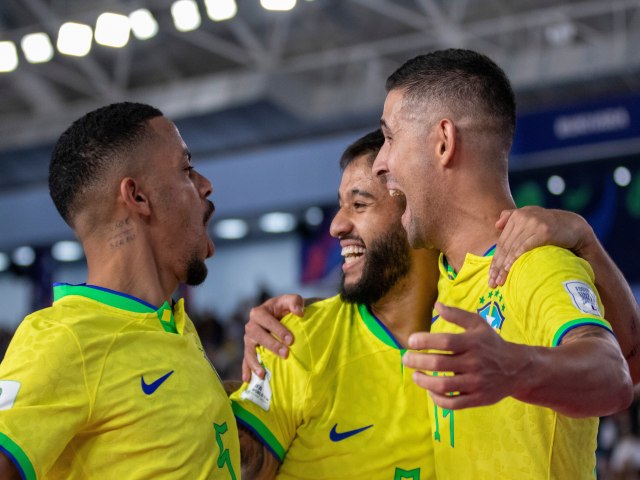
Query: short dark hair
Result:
<box><xmin>386</xmin><ymin>49</ymin><xmax>516</xmax><ymax>153</ymax></box>
<box><xmin>339</xmin><ymin>129</ymin><xmax>385</xmax><ymax>170</ymax></box>
<box><xmin>49</xmin><ymin>102</ymin><xmax>163</xmax><ymax>226</ymax></box>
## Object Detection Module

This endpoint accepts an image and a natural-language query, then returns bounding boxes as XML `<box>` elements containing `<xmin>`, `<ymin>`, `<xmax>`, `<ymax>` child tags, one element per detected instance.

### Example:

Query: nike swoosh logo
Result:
<box><xmin>141</xmin><ymin>370</ymin><xmax>174</xmax><ymax>395</ymax></box>
<box><xmin>329</xmin><ymin>423</ymin><xmax>373</xmax><ymax>442</ymax></box>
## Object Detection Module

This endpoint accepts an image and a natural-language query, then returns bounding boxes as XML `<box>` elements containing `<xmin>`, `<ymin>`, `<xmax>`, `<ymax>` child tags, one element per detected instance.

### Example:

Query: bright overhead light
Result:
<box><xmin>171</xmin><ymin>0</ymin><xmax>202</xmax><ymax>32</ymax></box>
<box><xmin>547</xmin><ymin>175</ymin><xmax>565</xmax><ymax>196</ymax></box>
<box><xmin>0</xmin><ymin>41</ymin><xmax>19</xmax><ymax>73</ymax></box>
<box><xmin>259</xmin><ymin>212</ymin><xmax>297</xmax><ymax>233</ymax></box>
<box><xmin>204</xmin><ymin>0</ymin><xmax>237</xmax><ymax>21</ymax></box>
<box><xmin>261</xmin><ymin>0</ymin><xmax>297</xmax><ymax>11</ymax></box>
<box><xmin>260</xmin><ymin>0</ymin><xmax>296</xmax><ymax>12</ymax></box>
<box><xmin>0</xmin><ymin>253</ymin><xmax>9</xmax><ymax>272</ymax></box>
<box><xmin>57</xmin><ymin>22</ymin><xmax>93</xmax><ymax>57</ymax></box>
<box><xmin>613</xmin><ymin>166</ymin><xmax>632</xmax><ymax>187</ymax></box>
<box><xmin>129</xmin><ymin>9</ymin><xmax>159</xmax><ymax>40</ymax></box>
<box><xmin>95</xmin><ymin>12</ymin><xmax>131</xmax><ymax>48</ymax></box>
<box><xmin>52</xmin><ymin>240</ymin><xmax>84</xmax><ymax>262</ymax></box>
<box><xmin>545</xmin><ymin>22</ymin><xmax>577</xmax><ymax>46</ymax></box>
<box><xmin>12</xmin><ymin>246</ymin><xmax>35</xmax><ymax>267</ymax></box>
<box><xmin>21</xmin><ymin>33</ymin><xmax>54</xmax><ymax>64</ymax></box>
<box><xmin>214</xmin><ymin>219</ymin><xmax>249</xmax><ymax>240</ymax></box>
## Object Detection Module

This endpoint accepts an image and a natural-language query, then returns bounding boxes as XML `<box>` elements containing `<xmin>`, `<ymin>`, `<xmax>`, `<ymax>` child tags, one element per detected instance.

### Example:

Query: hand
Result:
<box><xmin>489</xmin><ymin>206</ymin><xmax>591</xmax><ymax>288</ymax></box>
<box><xmin>402</xmin><ymin>303</ymin><xmax>528</xmax><ymax>409</ymax></box>
<box><xmin>242</xmin><ymin>294</ymin><xmax>303</xmax><ymax>382</ymax></box>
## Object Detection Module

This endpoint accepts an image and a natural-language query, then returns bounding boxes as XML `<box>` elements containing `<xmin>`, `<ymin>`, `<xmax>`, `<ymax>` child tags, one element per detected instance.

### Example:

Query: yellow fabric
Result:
<box><xmin>0</xmin><ymin>284</ymin><xmax>239</xmax><ymax>480</ymax></box>
<box><xmin>231</xmin><ymin>295</ymin><xmax>434</xmax><ymax>480</ymax></box>
<box><xmin>431</xmin><ymin>246</ymin><xmax>612</xmax><ymax>479</ymax></box>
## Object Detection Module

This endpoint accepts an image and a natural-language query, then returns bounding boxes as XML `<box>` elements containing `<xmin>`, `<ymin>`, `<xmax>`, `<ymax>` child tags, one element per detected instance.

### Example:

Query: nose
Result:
<box><xmin>371</xmin><ymin>145</ymin><xmax>388</xmax><ymax>178</ymax></box>
<box><xmin>329</xmin><ymin>207</ymin><xmax>351</xmax><ymax>239</ymax></box>
<box><xmin>196</xmin><ymin>170</ymin><xmax>213</xmax><ymax>198</ymax></box>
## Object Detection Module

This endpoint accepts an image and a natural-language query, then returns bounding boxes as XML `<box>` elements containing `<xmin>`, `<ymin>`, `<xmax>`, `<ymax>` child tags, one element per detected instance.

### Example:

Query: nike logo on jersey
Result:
<box><xmin>329</xmin><ymin>423</ymin><xmax>373</xmax><ymax>442</ymax></box>
<box><xmin>141</xmin><ymin>370</ymin><xmax>174</xmax><ymax>395</ymax></box>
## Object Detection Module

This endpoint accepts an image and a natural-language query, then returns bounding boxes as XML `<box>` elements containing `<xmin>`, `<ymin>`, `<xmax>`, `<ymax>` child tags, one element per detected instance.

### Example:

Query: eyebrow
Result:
<box><xmin>337</xmin><ymin>188</ymin><xmax>375</xmax><ymax>203</ymax></box>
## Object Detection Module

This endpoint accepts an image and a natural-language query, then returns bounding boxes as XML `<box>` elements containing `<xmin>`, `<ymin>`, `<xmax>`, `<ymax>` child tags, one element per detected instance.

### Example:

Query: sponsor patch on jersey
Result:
<box><xmin>241</xmin><ymin>355</ymin><xmax>272</xmax><ymax>411</ymax></box>
<box><xmin>0</xmin><ymin>380</ymin><xmax>21</xmax><ymax>410</ymax></box>
<box><xmin>564</xmin><ymin>280</ymin><xmax>602</xmax><ymax>317</ymax></box>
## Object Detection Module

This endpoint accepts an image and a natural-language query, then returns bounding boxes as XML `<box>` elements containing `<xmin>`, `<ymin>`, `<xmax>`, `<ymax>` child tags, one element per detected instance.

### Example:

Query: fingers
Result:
<box><xmin>266</xmin><ymin>294</ymin><xmax>305</xmax><ymax>318</ymax></box>
<box><xmin>245</xmin><ymin>319</ymin><xmax>290</xmax><ymax>358</ymax></box>
<box><xmin>494</xmin><ymin>209</ymin><xmax>515</xmax><ymax>230</ymax></box>
<box><xmin>434</xmin><ymin>303</ymin><xmax>483</xmax><ymax>331</ymax></box>
<box><xmin>242</xmin><ymin>339</ymin><xmax>265</xmax><ymax>381</ymax></box>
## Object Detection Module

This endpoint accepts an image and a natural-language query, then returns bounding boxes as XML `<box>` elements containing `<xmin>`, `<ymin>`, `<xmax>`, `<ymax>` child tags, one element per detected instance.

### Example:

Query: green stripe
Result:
<box><xmin>54</xmin><ymin>284</ymin><xmax>154</xmax><ymax>313</ymax></box>
<box><xmin>358</xmin><ymin>304</ymin><xmax>400</xmax><ymax>349</ymax></box>
<box><xmin>231</xmin><ymin>401</ymin><xmax>286</xmax><ymax>461</ymax></box>
<box><xmin>552</xmin><ymin>318</ymin><xmax>613</xmax><ymax>347</ymax></box>
<box><xmin>0</xmin><ymin>433</ymin><xmax>36</xmax><ymax>480</ymax></box>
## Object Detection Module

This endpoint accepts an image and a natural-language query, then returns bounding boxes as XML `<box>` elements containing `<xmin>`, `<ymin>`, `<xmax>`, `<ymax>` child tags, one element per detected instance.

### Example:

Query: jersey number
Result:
<box><xmin>214</xmin><ymin>422</ymin><xmax>237</xmax><ymax>479</ymax></box>
<box><xmin>394</xmin><ymin>467</ymin><xmax>420</xmax><ymax>479</ymax></box>
<box><xmin>432</xmin><ymin>372</ymin><xmax>455</xmax><ymax>448</ymax></box>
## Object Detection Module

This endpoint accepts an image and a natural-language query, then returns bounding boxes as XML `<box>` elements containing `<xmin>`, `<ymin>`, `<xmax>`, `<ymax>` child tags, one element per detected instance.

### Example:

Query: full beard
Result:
<box><xmin>339</xmin><ymin>224</ymin><xmax>411</xmax><ymax>305</ymax></box>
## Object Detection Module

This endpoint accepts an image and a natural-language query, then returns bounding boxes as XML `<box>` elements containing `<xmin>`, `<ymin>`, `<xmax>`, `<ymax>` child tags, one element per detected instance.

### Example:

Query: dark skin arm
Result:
<box><xmin>489</xmin><ymin>206</ymin><xmax>640</xmax><ymax>383</ymax></box>
<box><xmin>0</xmin><ymin>452</ymin><xmax>20</xmax><ymax>480</ymax></box>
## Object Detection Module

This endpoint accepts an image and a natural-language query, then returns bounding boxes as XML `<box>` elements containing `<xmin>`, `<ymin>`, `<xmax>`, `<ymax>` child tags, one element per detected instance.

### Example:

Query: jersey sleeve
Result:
<box><xmin>509</xmin><ymin>245</ymin><xmax>613</xmax><ymax>347</ymax></box>
<box><xmin>230</xmin><ymin>313</ymin><xmax>312</xmax><ymax>463</ymax></box>
<box><xmin>0</xmin><ymin>313</ymin><xmax>91</xmax><ymax>479</ymax></box>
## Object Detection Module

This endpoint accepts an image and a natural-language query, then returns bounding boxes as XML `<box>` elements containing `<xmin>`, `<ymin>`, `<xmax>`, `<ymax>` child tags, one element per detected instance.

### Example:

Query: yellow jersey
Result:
<box><xmin>431</xmin><ymin>245</ymin><xmax>612</xmax><ymax>479</ymax></box>
<box><xmin>231</xmin><ymin>295</ymin><xmax>434</xmax><ymax>479</ymax></box>
<box><xmin>0</xmin><ymin>283</ymin><xmax>240</xmax><ymax>480</ymax></box>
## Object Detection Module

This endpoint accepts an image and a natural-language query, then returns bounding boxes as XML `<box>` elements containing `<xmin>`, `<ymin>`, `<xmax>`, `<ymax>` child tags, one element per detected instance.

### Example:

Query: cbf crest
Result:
<box><xmin>477</xmin><ymin>289</ymin><xmax>506</xmax><ymax>333</ymax></box>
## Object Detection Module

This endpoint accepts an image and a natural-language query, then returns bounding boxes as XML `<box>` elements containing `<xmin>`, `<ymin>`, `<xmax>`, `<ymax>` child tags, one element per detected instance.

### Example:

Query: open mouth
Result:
<box><xmin>341</xmin><ymin>245</ymin><xmax>365</xmax><ymax>264</ymax></box>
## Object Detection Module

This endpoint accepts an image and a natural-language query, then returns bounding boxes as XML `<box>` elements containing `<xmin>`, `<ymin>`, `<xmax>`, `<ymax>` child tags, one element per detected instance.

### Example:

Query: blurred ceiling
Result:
<box><xmin>1</xmin><ymin>0</ymin><xmax>640</xmax><ymax>191</ymax></box>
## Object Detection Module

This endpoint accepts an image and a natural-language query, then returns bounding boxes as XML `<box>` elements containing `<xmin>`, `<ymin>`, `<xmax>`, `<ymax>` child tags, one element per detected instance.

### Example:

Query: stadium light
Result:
<box><xmin>12</xmin><ymin>246</ymin><xmax>35</xmax><ymax>267</ymax></box>
<box><xmin>547</xmin><ymin>175</ymin><xmax>565</xmax><ymax>195</ymax></box>
<box><xmin>52</xmin><ymin>240</ymin><xmax>84</xmax><ymax>262</ymax></box>
<box><xmin>214</xmin><ymin>219</ymin><xmax>249</xmax><ymax>240</ymax></box>
<box><xmin>205</xmin><ymin>0</ymin><xmax>237</xmax><ymax>21</ymax></box>
<box><xmin>129</xmin><ymin>9</ymin><xmax>159</xmax><ymax>40</ymax></box>
<box><xmin>304</xmin><ymin>206</ymin><xmax>324</xmax><ymax>226</ymax></box>
<box><xmin>0</xmin><ymin>41</ymin><xmax>19</xmax><ymax>73</ymax></box>
<box><xmin>613</xmin><ymin>166</ymin><xmax>632</xmax><ymax>187</ymax></box>
<box><xmin>259</xmin><ymin>212</ymin><xmax>297</xmax><ymax>233</ymax></box>
<box><xmin>21</xmin><ymin>33</ymin><xmax>54</xmax><ymax>64</ymax></box>
<box><xmin>95</xmin><ymin>13</ymin><xmax>131</xmax><ymax>48</ymax></box>
<box><xmin>57</xmin><ymin>22</ymin><xmax>93</xmax><ymax>57</ymax></box>
<box><xmin>171</xmin><ymin>0</ymin><xmax>202</xmax><ymax>32</ymax></box>
<box><xmin>261</xmin><ymin>0</ymin><xmax>297</xmax><ymax>11</ymax></box>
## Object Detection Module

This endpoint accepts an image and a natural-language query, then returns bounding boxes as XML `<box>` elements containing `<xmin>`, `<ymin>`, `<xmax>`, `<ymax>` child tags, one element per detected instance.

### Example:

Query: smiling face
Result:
<box><xmin>145</xmin><ymin>117</ymin><xmax>215</xmax><ymax>286</ymax></box>
<box><xmin>329</xmin><ymin>154</ymin><xmax>411</xmax><ymax>305</ymax></box>
<box><xmin>373</xmin><ymin>88</ymin><xmax>441</xmax><ymax>250</ymax></box>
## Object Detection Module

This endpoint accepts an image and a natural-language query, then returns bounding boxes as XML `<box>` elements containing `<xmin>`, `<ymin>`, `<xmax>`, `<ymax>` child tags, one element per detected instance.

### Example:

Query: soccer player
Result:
<box><xmin>231</xmin><ymin>130</ymin><xmax>440</xmax><ymax>479</ymax></box>
<box><xmin>372</xmin><ymin>49</ymin><xmax>634</xmax><ymax>479</ymax></box>
<box><xmin>0</xmin><ymin>103</ymin><xmax>240</xmax><ymax>479</ymax></box>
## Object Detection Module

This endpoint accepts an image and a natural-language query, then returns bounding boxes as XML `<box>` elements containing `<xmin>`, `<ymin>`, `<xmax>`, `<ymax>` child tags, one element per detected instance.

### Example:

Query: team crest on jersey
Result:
<box><xmin>477</xmin><ymin>289</ymin><xmax>506</xmax><ymax>333</ymax></box>
<box><xmin>564</xmin><ymin>280</ymin><xmax>602</xmax><ymax>317</ymax></box>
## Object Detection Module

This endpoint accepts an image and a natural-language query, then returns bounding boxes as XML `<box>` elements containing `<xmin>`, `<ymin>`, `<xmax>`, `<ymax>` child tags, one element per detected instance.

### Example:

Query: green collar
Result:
<box><xmin>357</xmin><ymin>303</ymin><xmax>403</xmax><ymax>350</ymax></box>
<box><xmin>53</xmin><ymin>283</ymin><xmax>177</xmax><ymax>334</ymax></box>
<box><xmin>443</xmin><ymin>244</ymin><xmax>496</xmax><ymax>280</ymax></box>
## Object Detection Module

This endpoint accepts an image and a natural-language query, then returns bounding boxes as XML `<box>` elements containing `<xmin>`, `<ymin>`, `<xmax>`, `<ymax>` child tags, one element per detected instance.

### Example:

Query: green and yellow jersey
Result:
<box><xmin>231</xmin><ymin>295</ymin><xmax>434</xmax><ymax>480</ymax></box>
<box><xmin>0</xmin><ymin>283</ymin><xmax>239</xmax><ymax>480</ymax></box>
<box><xmin>430</xmin><ymin>245</ymin><xmax>612</xmax><ymax>479</ymax></box>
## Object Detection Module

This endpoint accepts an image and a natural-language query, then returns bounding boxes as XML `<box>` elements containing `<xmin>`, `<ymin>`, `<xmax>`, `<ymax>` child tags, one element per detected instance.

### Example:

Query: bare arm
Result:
<box><xmin>0</xmin><ymin>452</ymin><xmax>20</xmax><ymax>480</ymax></box>
<box><xmin>403</xmin><ymin>303</ymin><xmax>633</xmax><ymax>417</ymax></box>
<box><xmin>490</xmin><ymin>206</ymin><xmax>640</xmax><ymax>383</ymax></box>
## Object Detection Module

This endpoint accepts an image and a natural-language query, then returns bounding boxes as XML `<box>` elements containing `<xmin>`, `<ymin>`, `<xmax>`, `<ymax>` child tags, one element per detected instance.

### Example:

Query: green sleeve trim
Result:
<box><xmin>0</xmin><ymin>433</ymin><xmax>37</xmax><ymax>480</ymax></box>
<box><xmin>231</xmin><ymin>401</ymin><xmax>286</xmax><ymax>462</ymax></box>
<box><xmin>552</xmin><ymin>318</ymin><xmax>614</xmax><ymax>347</ymax></box>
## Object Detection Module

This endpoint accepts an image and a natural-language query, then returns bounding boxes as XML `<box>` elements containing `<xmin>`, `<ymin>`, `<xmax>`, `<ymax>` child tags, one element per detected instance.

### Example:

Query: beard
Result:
<box><xmin>339</xmin><ymin>223</ymin><xmax>411</xmax><ymax>305</ymax></box>
<box><xmin>185</xmin><ymin>254</ymin><xmax>208</xmax><ymax>286</ymax></box>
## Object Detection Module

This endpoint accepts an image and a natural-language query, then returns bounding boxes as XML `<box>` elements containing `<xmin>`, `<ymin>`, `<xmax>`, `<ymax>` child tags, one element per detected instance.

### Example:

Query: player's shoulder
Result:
<box><xmin>513</xmin><ymin>245</ymin><xmax>591</xmax><ymax>273</ymax></box>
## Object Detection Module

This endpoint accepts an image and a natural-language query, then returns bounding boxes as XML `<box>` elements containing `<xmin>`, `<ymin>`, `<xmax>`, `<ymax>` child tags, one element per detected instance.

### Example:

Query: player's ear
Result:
<box><xmin>434</xmin><ymin>118</ymin><xmax>456</xmax><ymax>167</ymax></box>
<box><xmin>120</xmin><ymin>177</ymin><xmax>151</xmax><ymax>217</ymax></box>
